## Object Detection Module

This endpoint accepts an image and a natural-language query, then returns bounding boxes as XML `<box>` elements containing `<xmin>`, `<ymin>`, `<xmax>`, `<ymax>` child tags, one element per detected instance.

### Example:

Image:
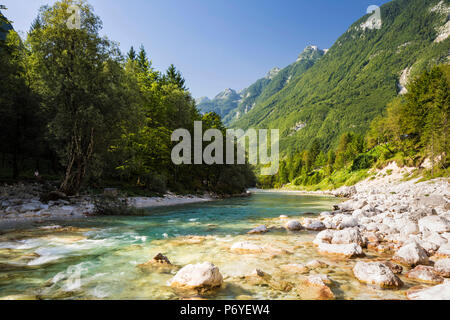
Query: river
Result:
<box><xmin>0</xmin><ymin>192</ymin><xmax>421</xmax><ymax>300</ymax></box>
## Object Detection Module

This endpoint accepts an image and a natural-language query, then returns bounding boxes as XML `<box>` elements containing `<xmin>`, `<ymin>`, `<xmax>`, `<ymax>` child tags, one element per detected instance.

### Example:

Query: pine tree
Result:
<box><xmin>127</xmin><ymin>46</ymin><xmax>136</xmax><ymax>61</ymax></box>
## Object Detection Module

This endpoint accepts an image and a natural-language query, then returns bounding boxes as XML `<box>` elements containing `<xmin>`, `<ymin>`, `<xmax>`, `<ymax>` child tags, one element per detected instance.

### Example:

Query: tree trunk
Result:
<box><xmin>59</xmin><ymin>128</ymin><xmax>94</xmax><ymax>196</ymax></box>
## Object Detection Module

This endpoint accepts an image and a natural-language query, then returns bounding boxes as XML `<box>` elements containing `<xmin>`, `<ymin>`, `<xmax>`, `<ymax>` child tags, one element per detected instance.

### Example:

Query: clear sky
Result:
<box><xmin>3</xmin><ymin>0</ymin><xmax>390</xmax><ymax>98</ymax></box>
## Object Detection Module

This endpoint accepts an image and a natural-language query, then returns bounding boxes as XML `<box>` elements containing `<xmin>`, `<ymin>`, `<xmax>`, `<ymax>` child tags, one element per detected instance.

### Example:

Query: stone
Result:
<box><xmin>436</xmin><ymin>243</ymin><xmax>450</xmax><ymax>257</ymax></box>
<box><xmin>285</xmin><ymin>220</ymin><xmax>303</xmax><ymax>231</ymax></box>
<box><xmin>153</xmin><ymin>253</ymin><xmax>171</xmax><ymax>264</ymax></box>
<box><xmin>434</xmin><ymin>259</ymin><xmax>450</xmax><ymax>277</ymax></box>
<box><xmin>137</xmin><ymin>253</ymin><xmax>176</xmax><ymax>273</ymax></box>
<box><xmin>306</xmin><ymin>260</ymin><xmax>329</xmax><ymax>269</ymax></box>
<box><xmin>333</xmin><ymin>186</ymin><xmax>357</xmax><ymax>198</ymax></box>
<box><xmin>303</xmin><ymin>220</ymin><xmax>326</xmax><ymax>231</ymax></box>
<box><xmin>169</xmin><ymin>262</ymin><xmax>223</xmax><ymax>291</ymax></box>
<box><xmin>353</xmin><ymin>261</ymin><xmax>403</xmax><ymax>288</ymax></box>
<box><xmin>230</xmin><ymin>242</ymin><xmax>264</xmax><ymax>253</ymax></box>
<box><xmin>407</xmin><ymin>280</ymin><xmax>450</xmax><ymax>300</ymax></box>
<box><xmin>247</xmin><ymin>225</ymin><xmax>268</xmax><ymax>234</ymax></box>
<box><xmin>307</xmin><ymin>274</ymin><xmax>332</xmax><ymax>286</ymax></box>
<box><xmin>418</xmin><ymin>216</ymin><xmax>450</xmax><ymax>233</ymax></box>
<box><xmin>399</xmin><ymin>221</ymin><xmax>419</xmax><ymax>237</ymax></box>
<box><xmin>384</xmin><ymin>261</ymin><xmax>403</xmax><ymax>274</ymax></box>
<box><xmin>393</xmin><ymin>242</ymin><xmax>429</xmax><ymax>267</ymax></box>
<box><xmin>339</xmin><ymin>216</ymin><xmax>359</xmax><ymax>229</ymax></box>
<box><xmin>318</xmin><ymin>243</ymin><xmax>364</xmax><ymax>258</ymax></box>
<box><xmin>406</xmin><ymin>266</ymin><xmax>444</xmax><ymax>284</ymax></box>
<box><xmin>331</xmin><ymin>228</ymin><xmax>366</xmax><ymax>247</ymax></box>
<box><xmin>313</xmin><ymin>230</ymin><xmax>335</xmax><ymax>245</ymax></box>
<box><xmin>279</xmin><ymin>264</ymin><xmax>309</xmax><ymax>274</ymax></box>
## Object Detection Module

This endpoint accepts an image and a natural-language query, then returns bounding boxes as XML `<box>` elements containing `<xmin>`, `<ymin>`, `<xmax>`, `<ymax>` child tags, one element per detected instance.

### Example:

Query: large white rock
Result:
<box><xmin>331</xmin><ymin>228</ymin><xmax>366</xmax><ymax>247</ymax></box>
<box><xmin>406</xmin><ymin>265</ymin><xmax>444</xmax><ymax>284</ymax></box>
<box><xmin>435</xmin><ymin>258</ymin><xmax>450</xmax><ymax>277</ymax></box>
<box><xmin>313</xmin><ymin>230</ymin><xmax>335</xmax><ymax>246</ymax></box>
<box><xmin>393</xmin><ymin>242</ymin><xmax>429</xmax><ymax>267</ymax></box>
<box><xmin>169</xmin><ymin>262</ymin><xmax>223</xmax><ymax>290</ymax></box>
<box><xmin>318</xmin><ymin>243</ymin><xmax>364</xmax><ymax>258</ymax></box>
<box><xmin>353</xmin><ymin>262</ymin><xmax>403</xmax><ymax>288</ymax></box>
<box><xmin>407</xmin><ymin>280</ymin><xmax>450</xmax><ymax>300</ymax></box>
<box><xmin>418</xmin><ymin>216</ymin><xmax>450</xmax><ymax>233</ymax></box>
<box><xmin>339</xmin><ymin>216</ymin><xmax>359</xmax><ymax>229</ymax></box>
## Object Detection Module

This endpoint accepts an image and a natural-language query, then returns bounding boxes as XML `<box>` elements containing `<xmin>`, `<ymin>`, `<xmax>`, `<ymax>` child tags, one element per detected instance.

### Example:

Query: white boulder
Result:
<box><xmin>353</xmin><ymin>261</ymin><xmax>403</xmax><ymax>288</ymax></box>
<box><xmin>169</xmin><ymin>262</ymin><xmax>223</xmax><ymax>290</ymax></box>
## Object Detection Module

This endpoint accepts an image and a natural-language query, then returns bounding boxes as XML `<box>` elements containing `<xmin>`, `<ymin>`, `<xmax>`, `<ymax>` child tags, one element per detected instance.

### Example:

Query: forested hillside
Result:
<box><xmin>233</xmin><ymin>0</ymin><xmax>450</xmax><ymax>154</ymax></box>
<box><xmin>0</xmin><ymin>0</ymin><xmax>255</xmax><ymax>196</ymax></box>
<box><xmin>260</xmin><ymin>64</ymin><xmax>449</xmax><ymax>189</ymax></box>
<box><xmin>197</xmin><ymin>46</ymin><xmax>325</xmax><ymax>125</ymax></box>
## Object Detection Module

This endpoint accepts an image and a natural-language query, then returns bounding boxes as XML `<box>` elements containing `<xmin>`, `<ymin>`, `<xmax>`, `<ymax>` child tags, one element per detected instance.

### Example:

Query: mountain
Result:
<box><xmin>232</xmin><ymin>0</ymin><xmax>450</xmax><ymax>154</ymax></box>
<box><xmin>196</xmin><ymin>88</ymin><xmax>242</xmax><ymax>120</ymax></box>
<box><xmin>196</xmin><ymin>45</ymin><xmax>325</xmax><ymax>125</ymax></box>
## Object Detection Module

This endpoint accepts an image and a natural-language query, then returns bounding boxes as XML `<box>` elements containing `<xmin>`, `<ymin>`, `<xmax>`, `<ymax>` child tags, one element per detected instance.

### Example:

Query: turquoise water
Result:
<box><xmin>0</xmin><ymin>193</ymin><xmax>417</xmax><ymax>300</ymax></box>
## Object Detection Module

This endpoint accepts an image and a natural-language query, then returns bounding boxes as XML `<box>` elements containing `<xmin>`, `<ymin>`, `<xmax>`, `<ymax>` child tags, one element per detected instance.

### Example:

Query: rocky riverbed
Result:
<box><xmin>0</xmin><ymin>163</ymin><xmax>449</xmax><ymax>300</ymax></box>
<box><xmin>162</xmin><ymin>163</ymin><xmax>450</xmax><ymax>300</ymax></box>
<box><xmin>0</xmin><ymin>183</ymin><xmax>214</xmax><ymax>230</ymax></box>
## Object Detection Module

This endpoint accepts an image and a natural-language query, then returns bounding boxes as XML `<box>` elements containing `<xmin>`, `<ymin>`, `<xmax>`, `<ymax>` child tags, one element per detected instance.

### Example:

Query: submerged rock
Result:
<box><xmin>169</xmin><ymin>262</ymin><xmax>223</xmax><ymax>291</ymax></box>
<box><xmin>353</xmin><ymin>261</ymin><xmax>403</xmax><ymax>288</ymax></box>
<box><xmin>393</xmin><ymin>242</ymin><xmax>429</xmax><ymax>267</ymax></box>
<box><xmin>406</xmin><ymin>266</ymin><xmax>444</xmax><ymax>284</ymax></box>
<box><xmin>279</xmin><ymin>264</ymin><xmax>309</xmax><ymax>274</ymax></box>
<box><xmin>230</xmin><ymin>242</ymin><xmax>264</xmax><ymax>253</ymax></box>
<box><xmin>306</xmin><ymin>260</ymin><xmax>329</xmax><ymax>270</ymax></box>
<box><xmin>247</xmin><ymin>225</ymin><xmax>269</xmax><ymax>234</ymax></box>
<box><xmin>407</xmin><ymin>280</ymin><xmax>450</xmax><ymax>300</ymax></box>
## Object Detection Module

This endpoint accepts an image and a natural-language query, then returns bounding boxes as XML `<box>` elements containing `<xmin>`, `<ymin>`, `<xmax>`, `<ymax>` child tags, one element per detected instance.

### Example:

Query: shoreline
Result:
<box><xmin>0</xmin><ymin>193</ymin><xmax>216</xmax><ymax>232</ymax></box>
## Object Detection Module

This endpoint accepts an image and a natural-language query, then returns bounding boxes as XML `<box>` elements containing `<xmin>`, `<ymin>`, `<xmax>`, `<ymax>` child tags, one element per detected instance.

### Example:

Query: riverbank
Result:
<box><xmin>0</xmin><ymin>183</ymin><xmax>216</xmax><ymax>231</ymax></box>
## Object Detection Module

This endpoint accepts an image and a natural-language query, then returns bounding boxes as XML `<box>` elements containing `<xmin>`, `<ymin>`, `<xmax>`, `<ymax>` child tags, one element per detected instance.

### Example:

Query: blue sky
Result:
<box><xmin>3</xmin><ymin>0</ymin><xmax>390</xmax><ymax>98</ymax></box>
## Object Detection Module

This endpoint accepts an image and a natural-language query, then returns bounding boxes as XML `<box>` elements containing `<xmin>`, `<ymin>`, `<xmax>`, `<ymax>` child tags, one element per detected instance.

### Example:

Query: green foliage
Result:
<box><xmin>233</xmin><ymin>0</ymin><xmax>449</xmax><ymax>154</ymax></box>
<box><xmin>351</xmin><ymin>155</ymin><xmax>376</xmax><ymax>171</ymax></box>
<box><xmin>197</xmin><ymin>46</ymin><xmax>325</xmax><ymax>126</ymax></box>
<box><xmin>0</xmin><ymin>0</ymin><xmax>255</xmax><ymax>197</ymax></box>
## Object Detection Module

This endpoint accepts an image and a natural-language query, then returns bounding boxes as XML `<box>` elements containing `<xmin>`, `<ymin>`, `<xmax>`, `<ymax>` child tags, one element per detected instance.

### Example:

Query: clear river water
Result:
<box><xmin>0</xmin><ymin>192</ymin><xmax>425</xmax><ymax>300</ymax></box>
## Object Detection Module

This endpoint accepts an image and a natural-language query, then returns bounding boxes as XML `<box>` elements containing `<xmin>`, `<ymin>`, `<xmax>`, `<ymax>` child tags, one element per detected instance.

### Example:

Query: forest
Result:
<box><xmin>0</xmin><ymin>1</ymin><xmax>255</xmax><ymax>197</ymax></box>
<box><xmin>259</xmin><ymin>64</ymin><xmax>450</xmax><ymax>189</ymax></box>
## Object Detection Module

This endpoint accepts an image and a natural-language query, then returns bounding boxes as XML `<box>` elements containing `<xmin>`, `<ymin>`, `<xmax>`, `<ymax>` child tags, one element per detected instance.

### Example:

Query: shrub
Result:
<box><xmin>351</xmin><ymin>155</ymin><xmax>375</xmax><ymax>171</ymax></box>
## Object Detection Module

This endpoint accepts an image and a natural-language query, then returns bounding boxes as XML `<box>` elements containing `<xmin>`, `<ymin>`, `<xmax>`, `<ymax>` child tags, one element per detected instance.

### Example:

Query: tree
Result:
<box><xmin>163</xmin><ymin>64</ymin><xmax>186</xmax><ymax>90</ymax></box>
<box><xmin>127</xmin><ymin>46</ymin><xmax>136</xmax><ymax>61</ymax></box>
<box><xmin>28</xmin><ymin>0</ymin><xmax>131</xmax><ymax>195</ymax></box>
<box><xmin>0</xmin><ymin>30</ymin><xmax>43</xmax><ymax>178</ymax></box>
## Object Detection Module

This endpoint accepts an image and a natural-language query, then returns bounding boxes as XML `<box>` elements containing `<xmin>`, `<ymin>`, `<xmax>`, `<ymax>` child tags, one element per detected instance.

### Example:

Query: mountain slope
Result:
<box><xmin>232</xmin><ymin>0</ymin><xmax>450</xmax><ymax>154</ymax></box>
<box><xmin>197</xmin><ymin>46</ymin><xmax>325</xmax><ymax>125</ymax></box>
